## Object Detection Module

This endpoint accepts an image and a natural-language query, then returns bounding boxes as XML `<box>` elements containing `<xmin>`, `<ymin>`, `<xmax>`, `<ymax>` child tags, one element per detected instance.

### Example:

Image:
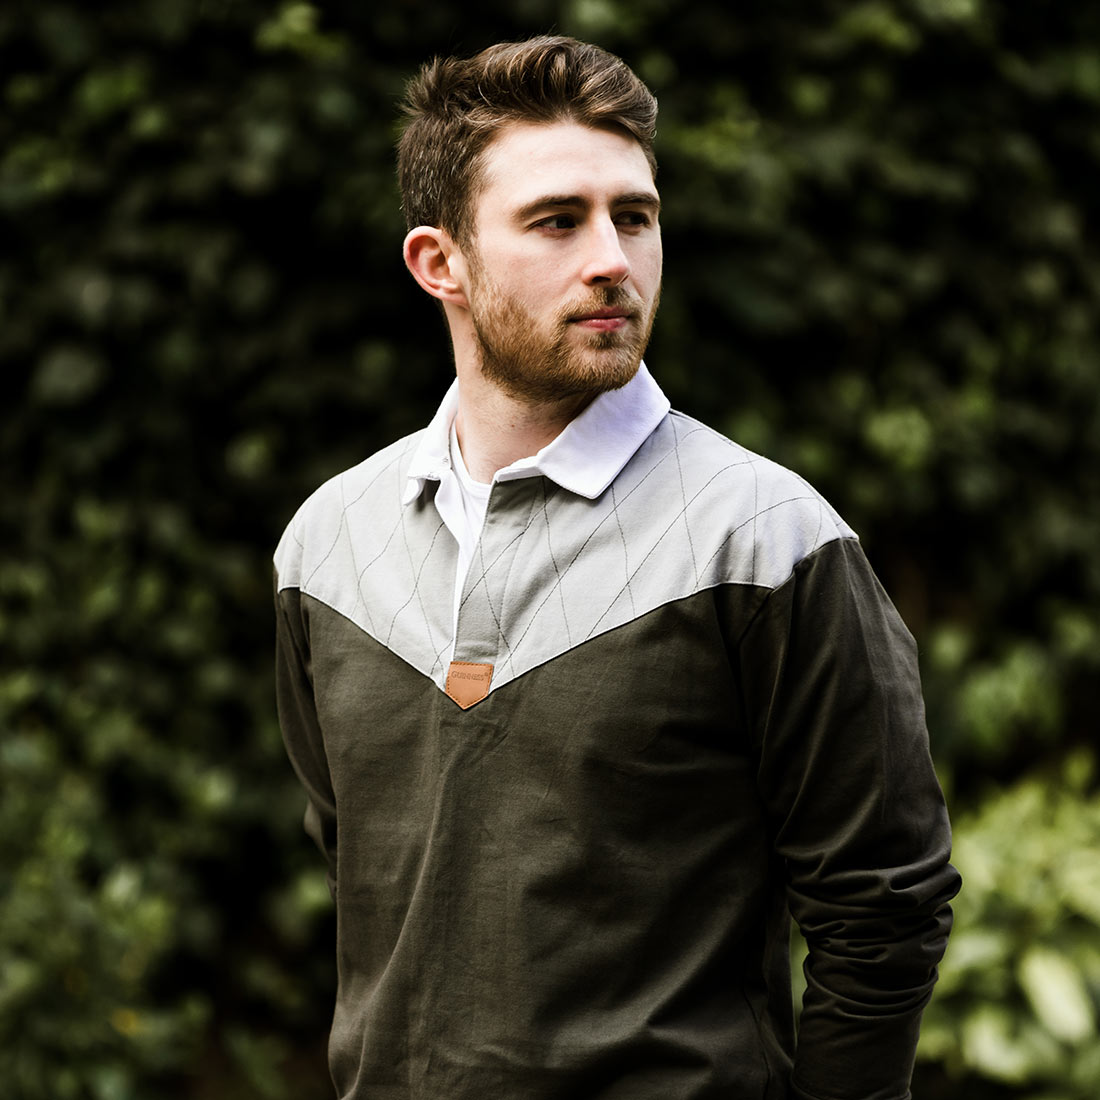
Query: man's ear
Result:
<box><xmin>403</xmin><ymin>226</ymin><xmax>469</xmax><ymax>308</ymax></box>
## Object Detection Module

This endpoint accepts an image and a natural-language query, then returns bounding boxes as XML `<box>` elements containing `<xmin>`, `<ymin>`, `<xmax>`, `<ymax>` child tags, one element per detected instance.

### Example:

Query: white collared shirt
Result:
<box><xmin>402</xmin><ymin>364</ymin><xmax>672</xmax><ymax>651</ymax></box>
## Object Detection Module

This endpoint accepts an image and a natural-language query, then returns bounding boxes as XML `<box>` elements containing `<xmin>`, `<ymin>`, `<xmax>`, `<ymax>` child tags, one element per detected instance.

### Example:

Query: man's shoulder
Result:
<box><xmin>273</xmin><ymin>429</ymin><xmax>424</xmax><ymax>589</ymax></box>
<box><xmin>666</xmin><ymin>409</ymin><xmax>842</xmax><ymax>504</ymax></box>
<box><xmin>624</xmin><ymin>408</ymin><xmax>857</xmax><ymax>589</ymax></box>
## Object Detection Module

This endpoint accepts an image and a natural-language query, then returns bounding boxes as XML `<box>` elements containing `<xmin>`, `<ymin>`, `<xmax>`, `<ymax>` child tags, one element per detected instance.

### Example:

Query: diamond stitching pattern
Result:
<box><xmin>275</xmin><ymin>412</ymin><xmax>854</xmax><ymax>697</ymax></box>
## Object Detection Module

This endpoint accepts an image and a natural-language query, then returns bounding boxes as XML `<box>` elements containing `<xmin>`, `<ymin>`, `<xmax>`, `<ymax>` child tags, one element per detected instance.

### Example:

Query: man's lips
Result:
<box><xmin>569</xmin><ymin>307</ymin><xmax>636</xmax><ymax>330</ymax></box>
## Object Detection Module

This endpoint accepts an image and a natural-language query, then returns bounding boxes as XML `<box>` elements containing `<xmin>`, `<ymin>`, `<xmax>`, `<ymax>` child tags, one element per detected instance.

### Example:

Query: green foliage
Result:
<box><xmin>2</xmin><ymin>0</ymin><xmax>1097</xmax><ymax>1096</ymax></box>
<box><xmin>919</xmin><ymin>754</ymin><xmax>1100</xmax><ymax>1097</ymax></box>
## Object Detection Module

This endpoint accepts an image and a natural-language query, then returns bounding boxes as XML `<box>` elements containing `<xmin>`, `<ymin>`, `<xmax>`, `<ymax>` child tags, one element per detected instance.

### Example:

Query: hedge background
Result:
<box><xmin>2</xmin><ymin>1</ymin><xmax>1098</xmax><ymax>1097</ymax></box>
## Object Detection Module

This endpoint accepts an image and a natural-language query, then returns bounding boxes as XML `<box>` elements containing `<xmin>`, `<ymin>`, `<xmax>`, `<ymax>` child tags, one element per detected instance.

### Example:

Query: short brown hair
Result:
<box><xmin>397</xmin><ymin>36</ymin><xmax>657</xmax><ymax>244</ymax></box>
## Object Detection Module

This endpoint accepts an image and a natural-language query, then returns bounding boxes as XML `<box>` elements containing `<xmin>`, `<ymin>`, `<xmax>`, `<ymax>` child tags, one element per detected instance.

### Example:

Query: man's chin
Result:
<box><xmin>544</xmin><ymin>354</ymin><xmax>643</xmax><ymax>401</ymax></box>
<box><xmin>489</xmin><ymin>354</ymin><xmax>642</xmax><ymax>405</ymax></box>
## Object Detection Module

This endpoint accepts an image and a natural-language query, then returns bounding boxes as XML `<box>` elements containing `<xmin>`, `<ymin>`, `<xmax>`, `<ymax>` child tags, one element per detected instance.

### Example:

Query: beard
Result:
<box><xmin>467</xmin><ymin>276</ymin><xmax>660</xmax><ymax>405</ymax></box>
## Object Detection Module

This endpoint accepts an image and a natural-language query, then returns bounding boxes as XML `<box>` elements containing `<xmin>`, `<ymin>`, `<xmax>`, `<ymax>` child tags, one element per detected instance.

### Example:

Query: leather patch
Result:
<box><xmin>445</xmin><ymin>661</ymin><xmax>493</xmax><ymax>709</ymax></box>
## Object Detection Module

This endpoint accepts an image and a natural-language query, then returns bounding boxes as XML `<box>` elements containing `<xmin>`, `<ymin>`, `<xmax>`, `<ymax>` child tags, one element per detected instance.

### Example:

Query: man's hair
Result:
<box><xmin>397</xmin><ymin>36</ymin><xmax>657</xmax><ymax>244</ymax></box>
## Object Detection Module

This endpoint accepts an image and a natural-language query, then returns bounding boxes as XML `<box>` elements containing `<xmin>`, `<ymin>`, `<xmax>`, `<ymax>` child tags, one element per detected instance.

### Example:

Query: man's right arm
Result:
<box><xmin>274</xmin><ymin>582</ymin><xmax>339</xmax><ymax>900</ymax></box>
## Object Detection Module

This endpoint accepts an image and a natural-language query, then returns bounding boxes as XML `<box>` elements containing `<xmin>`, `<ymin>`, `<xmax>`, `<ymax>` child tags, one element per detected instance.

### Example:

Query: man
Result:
<box><xmin>274</xmin><ymin>35</ymin><xmax>959</xmax><ymax>1100</ymax></box>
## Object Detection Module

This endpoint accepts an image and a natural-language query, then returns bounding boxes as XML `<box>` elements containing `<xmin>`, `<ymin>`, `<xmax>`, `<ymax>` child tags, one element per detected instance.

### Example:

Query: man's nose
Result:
<box><xmin>581</xmin><ymin>219</ymin><xmax>630</xmax><ymax>286</ymax></box>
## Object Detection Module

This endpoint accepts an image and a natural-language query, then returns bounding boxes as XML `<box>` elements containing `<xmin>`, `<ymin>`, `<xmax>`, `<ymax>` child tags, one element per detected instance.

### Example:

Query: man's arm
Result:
<box><xmin>740</xmin><ymin>537</ymin><xmax>960</xmax><ymax>1100</ymax></box>
<box><xmin>274</xmin><ymin>581</ymin><xmax>339</xmax><ymax>900</ymax></box>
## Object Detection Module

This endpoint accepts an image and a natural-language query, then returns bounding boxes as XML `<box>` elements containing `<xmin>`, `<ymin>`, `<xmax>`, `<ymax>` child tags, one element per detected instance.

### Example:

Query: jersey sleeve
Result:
<box><xmin>275</xmin><ymin>579</ymin><xmax>339</xmax><ymax>900</ymax></box>
<box><xmin>738</xmin><ymin>536</ymin><xmax>960</xmax><ymax>1100</ymax></box>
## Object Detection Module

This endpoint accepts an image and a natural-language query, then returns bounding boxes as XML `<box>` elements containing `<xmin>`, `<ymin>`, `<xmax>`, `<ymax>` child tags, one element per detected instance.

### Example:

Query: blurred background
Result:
<box><xmin>2</xmin><ymin>1</ymin><xmax>1098</xmax><ymax>1097</ymax></box>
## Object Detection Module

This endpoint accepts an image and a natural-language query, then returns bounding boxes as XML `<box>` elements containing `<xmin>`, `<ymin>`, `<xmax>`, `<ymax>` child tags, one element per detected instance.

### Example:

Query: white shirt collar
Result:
<box><xmin>402</xmin><ymin>362</ymin><xmax>671</xmax><ymax>505</ymax></box>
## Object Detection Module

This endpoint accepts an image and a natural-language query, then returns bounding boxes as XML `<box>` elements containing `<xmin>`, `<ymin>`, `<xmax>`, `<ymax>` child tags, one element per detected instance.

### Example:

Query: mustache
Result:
<box><xmin>560</xmin><ymin>286</ymin><xmax>644</xmax><ymax>320</ymax></box>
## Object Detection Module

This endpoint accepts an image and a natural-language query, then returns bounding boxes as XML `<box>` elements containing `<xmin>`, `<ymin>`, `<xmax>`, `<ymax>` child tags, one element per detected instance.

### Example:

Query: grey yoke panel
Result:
<box><xmin>274</xmin><ymin>411</ymin><xmax>856</xmax><ymax>696</ymax></box>
<box><xmin>274</xmin><ymin>431</ymin><xmax>458</xmax><ymax>685</ymax></box>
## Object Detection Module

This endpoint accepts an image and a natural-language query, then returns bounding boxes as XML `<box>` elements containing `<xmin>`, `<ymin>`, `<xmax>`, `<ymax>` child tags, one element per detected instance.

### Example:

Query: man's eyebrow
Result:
<box><xmin>513</xmin><ymin>192</ymin><xmax>661</xmax><ymax>221</ymax></box>
<box><xmin>614</xmin><ymin>191</ymin><xmax>662</xmax><ymax>211</ymax></box>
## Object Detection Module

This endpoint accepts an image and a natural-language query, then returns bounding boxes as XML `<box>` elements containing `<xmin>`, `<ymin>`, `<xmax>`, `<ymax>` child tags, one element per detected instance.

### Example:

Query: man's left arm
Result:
<box><xmin>738</xmin><ymin>536</ymin><xmax>961</xmax><ymax>1100</ymax></box>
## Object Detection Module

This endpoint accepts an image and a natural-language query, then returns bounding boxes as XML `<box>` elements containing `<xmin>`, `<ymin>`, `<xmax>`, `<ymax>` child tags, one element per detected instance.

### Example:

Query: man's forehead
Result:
<box><xmin>477</xmin><ymin>120</ymin><xmax>656</xmax><ymax>205</ymax></box>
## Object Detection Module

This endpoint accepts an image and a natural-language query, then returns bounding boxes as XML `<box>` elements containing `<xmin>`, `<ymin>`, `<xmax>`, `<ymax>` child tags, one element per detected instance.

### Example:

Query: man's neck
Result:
<box><xmin>453</xmin><ymin>370</ymin><xmax>593</xmax><ymax>484</ymax></box>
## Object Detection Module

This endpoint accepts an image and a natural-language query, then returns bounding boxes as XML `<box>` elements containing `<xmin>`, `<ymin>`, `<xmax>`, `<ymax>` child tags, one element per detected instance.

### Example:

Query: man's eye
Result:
<box><xmin>616</xmin><ymin>211</ymin><xmax>651</xmax><ymax>228</ymax></box>
<box><xmin>538</xmin><ymin>214</ymin><xmax>576</xmax><ymax>230</ymax></box>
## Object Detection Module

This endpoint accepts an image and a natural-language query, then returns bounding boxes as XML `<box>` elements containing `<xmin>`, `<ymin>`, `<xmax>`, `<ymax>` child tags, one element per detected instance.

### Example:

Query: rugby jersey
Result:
<box><xmin>274</xmin><ymin>369</ymin><xmax>958</xmax><ymax>1100</ymax></box>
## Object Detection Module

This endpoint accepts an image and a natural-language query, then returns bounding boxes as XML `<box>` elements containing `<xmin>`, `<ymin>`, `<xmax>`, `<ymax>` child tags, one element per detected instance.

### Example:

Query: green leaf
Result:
<box><xmin>1019</xmin><ymin>947</ymin><xmax>1096</xmax><ymax>1044</ymax></box>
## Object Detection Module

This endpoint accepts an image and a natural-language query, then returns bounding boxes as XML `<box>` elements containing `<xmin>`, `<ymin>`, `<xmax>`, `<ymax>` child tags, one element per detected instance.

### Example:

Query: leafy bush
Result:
<box><xmin>2</xmin><ymin>1</ymin><xmax>1098</xmax><ymax>1096</ymax></box>
<box><xmin>919</xmin><ymin>753</ymin><xmax>1100</xmax><ymax>1097</ymax></box>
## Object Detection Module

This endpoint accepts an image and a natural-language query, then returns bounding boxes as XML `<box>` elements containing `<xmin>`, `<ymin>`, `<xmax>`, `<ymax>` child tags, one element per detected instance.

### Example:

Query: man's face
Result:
<box><xmin>460</xmin><ymin>120</ymin><xmax>662</xmax><ymax>404</ymax></box>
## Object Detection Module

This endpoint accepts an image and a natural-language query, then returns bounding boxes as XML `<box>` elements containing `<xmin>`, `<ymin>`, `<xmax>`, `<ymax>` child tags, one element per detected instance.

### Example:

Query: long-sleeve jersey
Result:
<box><xmin>274</xmin><ymin>394</ymin><xmax>959</xmax><ymax>1100</ymax></box>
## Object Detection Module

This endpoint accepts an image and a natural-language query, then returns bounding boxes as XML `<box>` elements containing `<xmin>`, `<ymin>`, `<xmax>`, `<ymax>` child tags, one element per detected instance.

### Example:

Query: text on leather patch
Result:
<box><xmin>445</xmin><ymin>661</ymin><xmax>493</xmax><ymax>709</ymax></box>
